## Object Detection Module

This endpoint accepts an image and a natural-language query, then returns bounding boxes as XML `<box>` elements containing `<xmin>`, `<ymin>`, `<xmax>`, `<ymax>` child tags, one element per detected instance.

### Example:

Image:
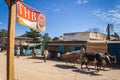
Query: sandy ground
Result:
<box><xmin>0</xmin><ymin>51</ymin><xmax>120</xmax><ymax>80</ymax></box>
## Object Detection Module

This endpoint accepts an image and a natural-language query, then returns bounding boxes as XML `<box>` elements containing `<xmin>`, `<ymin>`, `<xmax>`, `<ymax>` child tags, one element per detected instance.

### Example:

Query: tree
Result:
<box><xmin>42</xmin><ymin>33</ymin><xmax>51</xmax><ymax>43</ymax></box>
<box><xmin>0</xmin><ymin>29</ymin><xmax>7</xmax><ymax>38</ymax></box>
<box><xmin>42</xmin><ymin>33</ymin><xmax>51</xmax><ymax>50</ymax></box>
<box><xmin>22</xmin><ymin>29</ymin><xmax>42</xmax><ymax>41</ymax></box>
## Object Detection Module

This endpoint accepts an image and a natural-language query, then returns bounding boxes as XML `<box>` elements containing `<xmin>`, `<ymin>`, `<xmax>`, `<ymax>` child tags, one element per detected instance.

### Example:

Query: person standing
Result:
<box><xmin>43</xmin><ymin>50</ymin><xmax>48</xmax><ymax>62</ymax></box>
<box><xmin>16</xmin><ymin>47</ymin><xmax>20</xmax><ymax>58</ymax></box>
<box><xmin>57</xmin><ymin>52</ymin><xmax>61</xmax><ymax>61</ymax></box>
<box><xmin>0</xmin><ymin>47</ymin><xmax>1</xmax><ymax>52</ymax></box>
<box><xmin>32</xmin><ymin>48</ymin><xmax>36</xmax><ymax>58</ymax></box>
<box><xmin>23</xmin><ymin>48</ymin><xmax>25</xmax><ymax>55</ymax></box>
<box><xmin>81</xmin><ymin>45</ymin><xmax>86</xmax><ymax>53</ymax></box>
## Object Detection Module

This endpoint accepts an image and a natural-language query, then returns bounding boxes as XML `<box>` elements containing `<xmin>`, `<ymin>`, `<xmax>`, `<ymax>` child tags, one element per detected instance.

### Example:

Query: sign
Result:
<box><xmin>17</xmin><ymin>1</ymin><xmax>46</xmax><ymax>31</ymax></box>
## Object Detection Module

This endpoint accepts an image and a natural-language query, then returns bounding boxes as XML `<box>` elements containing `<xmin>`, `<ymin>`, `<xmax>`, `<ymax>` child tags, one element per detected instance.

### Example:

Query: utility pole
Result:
<box><xmin>106</xmin><ymin>24</ymin><xmax>110</xmax><ymax>41</ymax></box>
<box><xmin>5</xmin><ymin>0</ymin><xmax>16</xmax><ymax>80</ymax></box>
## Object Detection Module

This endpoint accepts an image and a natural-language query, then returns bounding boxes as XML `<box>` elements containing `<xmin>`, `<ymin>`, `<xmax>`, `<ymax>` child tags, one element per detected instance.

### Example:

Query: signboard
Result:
<box><xmin>17</xmin><ymin>1</ymin><xmax>46</xmax><ymax>31</ymax></box>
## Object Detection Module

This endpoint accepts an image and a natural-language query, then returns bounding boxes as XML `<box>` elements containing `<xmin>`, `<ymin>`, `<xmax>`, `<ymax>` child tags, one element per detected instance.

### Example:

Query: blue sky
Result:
<box><xmin>0</xmin><ymin>0</ymin><xmax>120</xmax><ymax>38</ymax></box>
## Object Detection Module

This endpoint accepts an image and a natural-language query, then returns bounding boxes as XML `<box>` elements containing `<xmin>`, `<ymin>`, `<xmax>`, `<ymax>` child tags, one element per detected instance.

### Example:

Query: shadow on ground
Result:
<box><xmin>72</xmin><ymin>69</ymin><xmax>103</xmax><ymax>76</ymax></box>
<box><xmin>55</xmin><ymin>64</ymin><xmax>77</xmax><ymax>69</ymax></box>
<box><xmin>27</xmin><ymin>56</ymin><xmax>44</xmax><ymax>60</ymax></box>
<box><xmin>32</xmin><ymin>62</ymin><xmax>43</xmax><ymax>63</ymax></box>
<box><xmin>55</xmin><ymin>64</ymin><xmax>104</xmax><ymax>76</ymax></box>
<box><xmin>108</xmin><ymin>64</ymin><xmax>120</xmax><ymax>69</ymax></box>
<box><xmin>82</xmin><ymin>67</ymin><xmax>109</xmax><ymax>71</ymax></box>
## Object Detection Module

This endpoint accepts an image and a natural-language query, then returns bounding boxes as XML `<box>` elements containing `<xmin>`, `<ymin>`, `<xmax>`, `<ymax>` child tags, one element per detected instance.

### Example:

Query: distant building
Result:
<box><xmin>0</xmin><ymin>36</ymin><xmax>33</xmax><ymax>49</ymax></box>
<box><xmin>0</xmin><ymin>37</ymin><xmax>7</xmax><ymax>49</ymax></box>
<box><xmin>110</xmin><ymin>35</ymin><xmax>119</xmax><ymax>41</ymax></box>
<box><xmin>48</xmin><ymin>32</ymin><xmax>120</xmax><ymax>62</ymax></box>
<box><xmin>52</xmin><ymin>36</ymin><xmax>64</xmax><ymax>41</ymax></box>
<box><xmin>48</xmin><ymin>32</ymin><xmax>117</xmax><ymax>53</ymax></box>
<box><xmin>15</xmin><ymin>36</ymin><xmax>33</xmax><ymax>46</ymax></box>
<box><xmin>63</xmin><ymin>32</ymin><xmax>106</xmax><ymax>41</ymax></box>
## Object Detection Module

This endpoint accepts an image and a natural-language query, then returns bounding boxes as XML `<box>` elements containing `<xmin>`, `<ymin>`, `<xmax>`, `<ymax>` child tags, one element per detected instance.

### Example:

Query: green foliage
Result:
<box><xmin>22</xmin><ymin>29</ymin><xmax>42</xmax><ymax>41</ymax></box>
<box><xmin>42</xmin><ymin>33</ymin><xmax>51</xmax><ymax>50</ymax></box>
<box><xmin>42</xmin><ymin>33</ymin><xmax>51</xmax><ymax>43</ymax></box>
<box><xmin>0</xmin><ymin>29</ymin><xmax>7</xmax><ymax>38</ymax></box>
<box><xmin>22</xmin><ymin>29</ymin><xmax>52</xmax><ymax>43</ymax></box>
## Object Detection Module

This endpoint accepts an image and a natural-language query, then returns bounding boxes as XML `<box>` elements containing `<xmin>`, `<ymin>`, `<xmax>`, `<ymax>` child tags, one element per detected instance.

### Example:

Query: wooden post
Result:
<box><xmin>6</xmin><ymin>0</ymin><xmax>16</xmax><ymax>80</ymax></box>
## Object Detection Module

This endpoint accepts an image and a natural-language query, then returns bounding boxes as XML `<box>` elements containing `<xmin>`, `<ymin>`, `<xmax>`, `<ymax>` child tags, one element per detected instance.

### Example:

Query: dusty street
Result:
<box><xmin>0</xmin><ymin>51</ymin><xmax>120</xmax><ymax>80</ymax></box>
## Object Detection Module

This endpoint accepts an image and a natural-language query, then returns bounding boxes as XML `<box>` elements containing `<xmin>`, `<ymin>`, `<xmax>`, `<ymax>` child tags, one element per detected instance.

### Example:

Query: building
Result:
<box><xmin>48</xmin><ymin>41</ymin><xmax>87</xmax><ymax>52</ymax></box>
<box><xmin>52</xmin><ymin>36</ymin><xmax>64</xmax><ymax>41</ymax></box>
<box><xmin>0</xmin><ymin>37</ymin><xmax>7</xmax><ymax>49</ymax></box>
<box><xmin>108</xmin><ymin>41</ymin><xmax>120</xmax><ymax>64</ymax></box>
<box><xmin>48</xmin><ymin>32</ymin><xmax>120</xmax><ymax>63</ymax></box>
<box><xmin>0</xmin><ymin>36</ymin><xmax>33</xmax><ymax>49</ymax></box>
<box><xmin>15</xmin><ymin>36</ymin><xmax>33</xmax><ymax>46</ymax></box>
<box><xmin>48</xmin><ymin>32</ymin><xmax>106</xmax><ymax>53</ymax></box>
<box><xmin>63</xmin><ymin>32</ymin><xmax>106</xmax><ymax>41</ymax></box>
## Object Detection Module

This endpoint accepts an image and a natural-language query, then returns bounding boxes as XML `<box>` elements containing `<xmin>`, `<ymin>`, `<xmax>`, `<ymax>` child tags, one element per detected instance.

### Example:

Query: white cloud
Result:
<box><xmin>76</xmin><ymin>0</ymin><xmax>88</xmax><ymax>5</ymax></box>
<box><xmin>93</xmin><ymin>6</ymin><xmax>120</xmax><ymax>24</ymax></box>
<box><xmin>53</xmin><ymin>8</ymin><xmax>60</xmax><ymax>12</ymax></box>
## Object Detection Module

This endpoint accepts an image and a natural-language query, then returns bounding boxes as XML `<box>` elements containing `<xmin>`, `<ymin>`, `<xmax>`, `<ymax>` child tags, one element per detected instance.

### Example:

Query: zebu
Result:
<box><xmin>80</xmin><ymin>52</ymin><xmax>101</xmax><ymax>71</ymax></box>
<box><xmin>97</xmin><ymin>53</ymin><xmax>116</xmax><ymax>70</ymax></box>
<box><xmin>80</xmin><ymin>52</ymin><xmax>116</xmax><ymax>71</ymax></box>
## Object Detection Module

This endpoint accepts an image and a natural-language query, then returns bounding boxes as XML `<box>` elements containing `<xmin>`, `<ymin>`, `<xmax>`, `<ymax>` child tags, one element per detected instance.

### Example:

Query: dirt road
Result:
<box><xmin>0</xmin><ymin>52</ymin><xmax>120</xmax><ymax>80</ymax></box>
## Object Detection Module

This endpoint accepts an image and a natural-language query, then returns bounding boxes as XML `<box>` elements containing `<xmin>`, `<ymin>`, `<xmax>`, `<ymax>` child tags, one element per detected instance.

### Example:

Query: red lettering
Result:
<box><xmin>17</xmin><ymin>1</ymin><xmax>39</xmax><ymax>22</ymax></box>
